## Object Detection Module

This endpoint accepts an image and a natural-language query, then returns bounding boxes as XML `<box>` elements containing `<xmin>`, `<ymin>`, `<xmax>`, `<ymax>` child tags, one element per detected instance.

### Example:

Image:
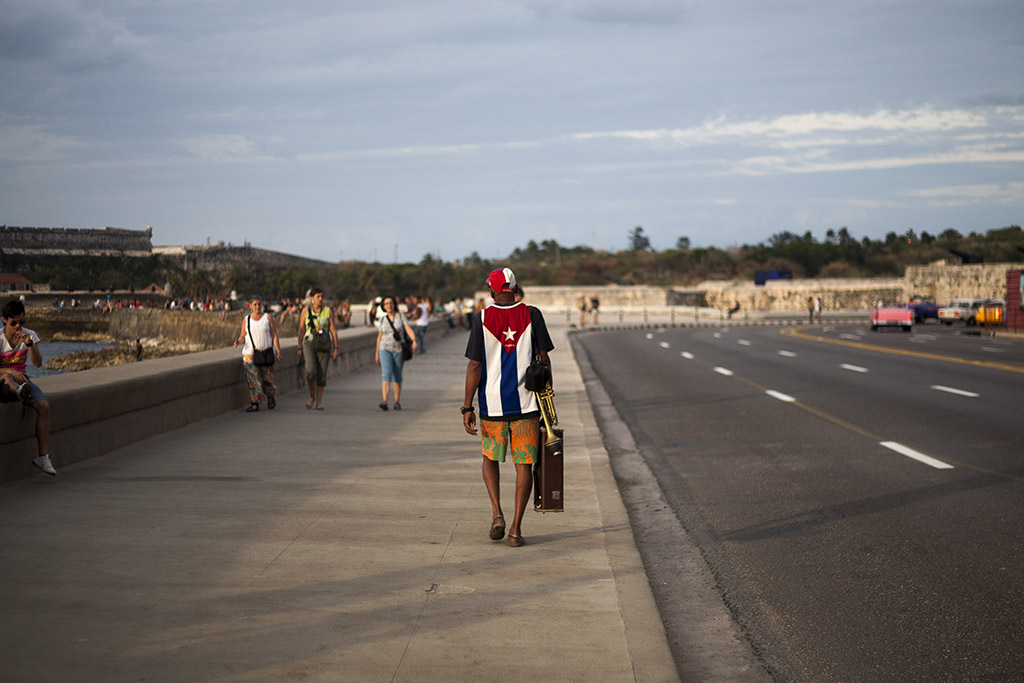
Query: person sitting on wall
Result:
<box><xmin>0</xmin><ymin>300</ymin><xmax>56</xmax><ymax>476</ymax></box>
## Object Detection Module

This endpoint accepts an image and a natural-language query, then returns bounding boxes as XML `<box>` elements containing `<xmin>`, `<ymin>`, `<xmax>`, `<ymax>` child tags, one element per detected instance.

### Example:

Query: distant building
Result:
<box><xmin>0</xmin><ymin>273</ymin><xmax>32</xmax><ymax>293</ymax></box>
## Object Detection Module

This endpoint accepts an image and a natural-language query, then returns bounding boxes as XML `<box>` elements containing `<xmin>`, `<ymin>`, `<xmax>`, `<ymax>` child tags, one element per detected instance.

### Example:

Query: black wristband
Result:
<box><xmin>461</xmin><ymin>405</ymin><xmax>475</xmax><ymax>415</ymax></box>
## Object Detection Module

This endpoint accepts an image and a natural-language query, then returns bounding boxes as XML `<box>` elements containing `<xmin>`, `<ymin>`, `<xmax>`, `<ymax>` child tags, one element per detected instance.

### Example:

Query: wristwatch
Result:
<box><xmin>460</xmin><ymin>405</ymin><xmax>475</xmax><ymax>415</ymax></box>
<box><xmin>25</xmin><ymin>339</ymin><xmax>34</xmax><ymax>348</ymax></box>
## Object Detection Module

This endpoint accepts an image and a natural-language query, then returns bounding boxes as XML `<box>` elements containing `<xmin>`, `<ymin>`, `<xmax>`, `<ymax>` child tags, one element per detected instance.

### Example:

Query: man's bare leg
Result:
<box><xmin>508</xmin><ymin>462</ymin><xmax>533</xmax><ymax>539</ymax></box>
<box><xmin>482</xmin><ymin>456</ymin><xmax>502</xmax><ymax>520</ymax></box>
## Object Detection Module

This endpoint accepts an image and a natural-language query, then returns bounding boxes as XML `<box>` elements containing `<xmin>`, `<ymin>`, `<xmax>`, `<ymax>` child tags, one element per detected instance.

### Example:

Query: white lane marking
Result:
<box><xmin>840</xmin><ymin>334</ymin><xmax>862</xmax><ymax>340</ymax></box>
<box><xmin>840</xmin><ymin>363</ymin><xmax>869</xmax><ymax>373</ymax></box>
<box><xmin>766</xmin><ymin>390</ymin><xmax>796</xmax><ymax>402</ymax></box>
<box><xmin>681</xmin><ymin>351</ymin><xmax>694</xmax><ymax>359</ymax></box>
<box><xmin>645</xmin><ymin>333</ymin><xmax>654</xmax><ymax>340</ymax></box>
<box><xmin>981</xmin><ymin>346</ymin><xmax>1006</xmax><ymax>353</ymax></box>
<box><xmin>908</xmin><ymin>338</ymin><xmax>929</xmax><ymax>344</ymax></box>
<box><xmin>713</xmin><ymin>367</ymin><xmax>734</xmax><ymax>376</ymax></box>
<box><xmin>778</xmin><ymin>350</ymin><xmax>797</xmax><ymax>357</ymax></box>
<box><xmin>914</xmin><ymin>334</ymin><xmax>937</xmax><ymax>340</ymax></box>
<box><xmin>880</xmin><ymin>441</ymin><xmax>954</xmax><ymax>470</ymax></box>
<box><xmin>823</xmin><ymin>326</ymin><xmax>836</xmax><ymax>332</ymax></box>
<box><xmin>738</xmin><ymin>339</ymin><xmax>751</xmax><ymax>346</ymax></box>
<box><xmin>659</xmin><ymin>341</ymin><xmax>671</xmax><ymax>349</ymax></box>
<box><xmin>713</xmin><ymin>332</ymin><xmax>722</xmax><ymax>339</ymax></box>
<box><xmin>931</xmin><ymin>385</ymin><xmax>980</xmax><ymax>398</ymax></box>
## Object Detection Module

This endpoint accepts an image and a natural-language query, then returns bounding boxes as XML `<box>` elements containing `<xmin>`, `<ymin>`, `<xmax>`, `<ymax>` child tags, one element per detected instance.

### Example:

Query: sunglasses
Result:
<box><xmin>6</xmin><ymin>318</ymin><xmax>25</xmax><ymax>327</ymax></box>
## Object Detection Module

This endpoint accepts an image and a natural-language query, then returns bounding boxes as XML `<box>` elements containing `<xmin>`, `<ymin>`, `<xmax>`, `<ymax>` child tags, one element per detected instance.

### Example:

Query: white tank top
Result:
<box><xmin>242</xmin><ymin>314</ymin><xmax>273</xmax><ymax>354</ymax></box>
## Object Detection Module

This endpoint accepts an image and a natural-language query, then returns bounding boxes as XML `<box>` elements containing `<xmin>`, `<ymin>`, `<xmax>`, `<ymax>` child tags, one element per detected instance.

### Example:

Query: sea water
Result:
<box><xmin>26</xmin><ymin>340</ymin><xmax>116</xmax><ymax>378</ymax></box>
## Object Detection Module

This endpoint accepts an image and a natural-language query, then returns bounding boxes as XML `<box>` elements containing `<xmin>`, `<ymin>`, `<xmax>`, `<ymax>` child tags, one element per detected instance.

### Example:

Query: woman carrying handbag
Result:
<box><xmin>374</xmin><ymin>294</ymin><xmax>418</xmax><ymax>410</ymax></box>
<box><xmin>232</xmin><ymin>296</ymin><xmax>281</xmax><ymax>412</ymax></box>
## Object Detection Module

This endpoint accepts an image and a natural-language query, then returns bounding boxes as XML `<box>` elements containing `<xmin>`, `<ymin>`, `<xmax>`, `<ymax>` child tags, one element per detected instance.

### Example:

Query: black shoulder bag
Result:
<box><xmin>247</xmin><ymin>315</ymin><xmax>275</xmax><ymax>367</ymax></box>
<box><xmin>387</xmin><ymin>314</ymin><xmax>413</xmax><ymax>361</ymax></box>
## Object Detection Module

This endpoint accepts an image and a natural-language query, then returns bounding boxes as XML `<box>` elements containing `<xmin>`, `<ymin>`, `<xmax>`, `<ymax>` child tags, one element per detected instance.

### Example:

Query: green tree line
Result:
<box><xmin>3</xmin><ymin>225</ymin><xmax>1021</xmax><ymax>302</ymax></box>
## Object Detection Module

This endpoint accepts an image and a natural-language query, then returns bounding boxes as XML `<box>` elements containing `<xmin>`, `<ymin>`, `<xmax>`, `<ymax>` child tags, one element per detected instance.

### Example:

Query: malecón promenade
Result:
<box><xmin>0</xmin><ymin>319</ymin><xmax>686</xmax><ymax>682</ymax></box>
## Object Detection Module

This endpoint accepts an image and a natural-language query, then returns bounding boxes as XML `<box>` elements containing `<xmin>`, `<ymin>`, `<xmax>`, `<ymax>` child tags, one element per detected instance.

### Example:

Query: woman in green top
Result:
<box><xmin>296</xmin><ymin>287</ymin><xmax>339</xmax><ymax>410</ymax></box>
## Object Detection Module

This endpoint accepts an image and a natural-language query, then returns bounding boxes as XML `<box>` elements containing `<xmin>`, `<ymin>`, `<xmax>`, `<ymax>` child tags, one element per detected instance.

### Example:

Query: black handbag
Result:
<box><xmin>386</xmin><ymin>314</ymin><xmax>413</xmax><ymax>361</ymax></box>
<box><xmin>308</xmin><ymin>308</ymin><xmax>333</xmax><ymax>352</ymax></box>
<box><xmin>247</xmin><ymin>315</ymin><xmax>275</xmax><ymax>367</ymax></box>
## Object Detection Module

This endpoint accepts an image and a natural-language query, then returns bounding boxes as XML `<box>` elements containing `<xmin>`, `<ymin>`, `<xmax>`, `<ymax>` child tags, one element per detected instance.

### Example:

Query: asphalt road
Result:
<box><xmin>574</xmin><ymin>321</ymin><xmax>1024</xmax><ymax>683</ymax></box>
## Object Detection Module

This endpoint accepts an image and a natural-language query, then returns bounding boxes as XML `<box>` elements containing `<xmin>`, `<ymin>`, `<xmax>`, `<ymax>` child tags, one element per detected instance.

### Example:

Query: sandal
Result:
<box><xmin>267</xmin><ymin>396</ymin><xmax>276</xmax><ymax>410</ymax></box>
<box><xmin>507</xmin><ymin>534</ymin><xmax>524</xmax><ymax>548</ymax></box>
<box><xmin>316</xmin><ymin>404</ymin><xmax>324</xmax><ymax>411</ymax></box>
<box><xmin>394</xmin><ymin>402</ymin><xmax>402</xmax><ymax>411</ymax></box>
<box><xmin>489</xmin><ymin>516</ymin><xmax>506</xmax><ymax>541</ymax></box>
<box><xmin>379</xmin><ymin>402</ymin><xmax>389</xmax><ymax>411</ymax></box>
<box><xmin>246</xmin><ymin>402</ymin><xmax>259</xmax><ymax>412</ymax></box>
<box><xmin>305</xmin><ymin>399</ymin><xmax>314</xmax><ymax>409</ymax></box>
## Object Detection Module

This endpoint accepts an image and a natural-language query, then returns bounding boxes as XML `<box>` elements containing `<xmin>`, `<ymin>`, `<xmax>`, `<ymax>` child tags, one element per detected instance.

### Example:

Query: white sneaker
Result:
<box><xmin>32</xmin><ymin>455</ymin><xmax>57</xmax><ymax>476</ymax></box>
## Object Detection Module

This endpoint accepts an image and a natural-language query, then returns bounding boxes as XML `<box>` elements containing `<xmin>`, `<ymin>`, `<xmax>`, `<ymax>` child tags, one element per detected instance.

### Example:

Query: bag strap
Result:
<box><xmin>529</xmin><ymin>306</ymin><xmax>541</xmax><ymax>361</ymax></box>
<box><xmin>385</xmin><ymin>312</ymin><xmax>404</xmax><ymax>339</ymax></box>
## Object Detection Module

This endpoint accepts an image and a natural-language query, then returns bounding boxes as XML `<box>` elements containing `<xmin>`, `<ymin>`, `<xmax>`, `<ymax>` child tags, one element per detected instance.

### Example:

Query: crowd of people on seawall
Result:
<box><xmin>231</xmin><ymin>288</ymin><xmax>473</xmax><ymax>415</ymax></box>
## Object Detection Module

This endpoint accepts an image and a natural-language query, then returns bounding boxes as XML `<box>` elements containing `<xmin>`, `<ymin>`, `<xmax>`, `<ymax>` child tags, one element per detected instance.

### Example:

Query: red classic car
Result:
<box><xmin>870</xmin><ymin>304</ymin><xmax>913</xmax><ymax>332</ymax></box>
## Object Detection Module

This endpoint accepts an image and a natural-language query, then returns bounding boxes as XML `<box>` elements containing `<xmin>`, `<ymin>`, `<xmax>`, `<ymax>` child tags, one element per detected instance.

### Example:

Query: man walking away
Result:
<box><xmin>462</xmin><ymin>268</ymin><xmax>553</xmax><ymax>548</ymax></box>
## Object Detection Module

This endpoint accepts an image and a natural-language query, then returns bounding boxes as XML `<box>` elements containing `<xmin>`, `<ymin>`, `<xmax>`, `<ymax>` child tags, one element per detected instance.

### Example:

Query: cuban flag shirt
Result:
<box><xmin>465</xmin><ymin>302</ymin><xmax>554</xmax><ymax>420</ymax></box>
<box><xmin>0</xmin><ymin>327</ymin><xmax>41</xmax><ymax>373</ymax></box>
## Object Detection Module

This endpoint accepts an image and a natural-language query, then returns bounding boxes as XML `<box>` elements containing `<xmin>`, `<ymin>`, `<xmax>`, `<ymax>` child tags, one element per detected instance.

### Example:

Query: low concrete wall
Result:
<box><xmin>1</xmin><ymin>322</ymin><xmax>451</xmax><ymax>484</ymax></box>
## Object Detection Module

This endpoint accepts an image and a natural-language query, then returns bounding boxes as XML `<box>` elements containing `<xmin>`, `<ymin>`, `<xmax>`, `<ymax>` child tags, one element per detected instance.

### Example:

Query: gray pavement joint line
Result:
<box><xmin>390</xmin><ymin>487</ymin><xmax>475</xmax><ymax>683</ymax></box>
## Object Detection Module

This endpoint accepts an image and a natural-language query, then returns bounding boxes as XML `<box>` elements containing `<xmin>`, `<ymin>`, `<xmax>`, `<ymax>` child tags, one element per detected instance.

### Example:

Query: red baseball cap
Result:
<box><xmin>486</xmin><ymin>267</ymin><xmax>517</xmax><ymax>292</ymax></box>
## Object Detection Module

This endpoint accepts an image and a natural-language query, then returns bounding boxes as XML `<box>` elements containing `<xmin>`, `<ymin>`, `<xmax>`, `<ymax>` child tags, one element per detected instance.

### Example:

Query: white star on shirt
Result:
<box><xmin>502</xmin><ymin>327</ymin><xmax>517</xmax><ymax>342</ymax></box>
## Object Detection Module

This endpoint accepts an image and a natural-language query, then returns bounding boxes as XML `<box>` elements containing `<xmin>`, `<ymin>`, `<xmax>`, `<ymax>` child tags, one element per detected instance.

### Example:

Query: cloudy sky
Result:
<box><xmin>1</xmin><ymin>0</ymin><xmax>1022</xmax><ymax>263</ymax></box>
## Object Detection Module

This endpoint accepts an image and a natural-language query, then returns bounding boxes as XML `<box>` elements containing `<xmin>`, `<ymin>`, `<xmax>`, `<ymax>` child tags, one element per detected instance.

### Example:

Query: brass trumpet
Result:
<box><xmin>537</xmin><ymin>381</ymin><xmax>563</xmax><ymax>457</ymax></box>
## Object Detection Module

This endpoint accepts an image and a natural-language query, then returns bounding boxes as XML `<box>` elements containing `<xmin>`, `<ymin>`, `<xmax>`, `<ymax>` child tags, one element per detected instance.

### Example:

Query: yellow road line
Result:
<box><xmin>780</xmin><ymin>327</ymin><xmax>1024</xmax><ymax>375</ymax></box>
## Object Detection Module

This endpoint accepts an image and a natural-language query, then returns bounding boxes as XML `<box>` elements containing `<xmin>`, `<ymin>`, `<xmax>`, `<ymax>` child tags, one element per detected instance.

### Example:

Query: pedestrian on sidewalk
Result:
<box><xmin>233</xmin><ymin>296</ymin><xmax>281</xmax><ymax>412</ymax></box>
<box><xmin>462</xmin><ymin>267</ymin><xmax>553</xmax><ymax>548</ymax></box>
<box><xmin>297</xmin><ymin>287</ymin><xmax>338</xmax><ymax>411</ymax></box>
<box><xmin>1</xmin><ymin>300</ymin><xmax>56</xmax><ymax>476</ymax></box>
<box><xmin>375</xmin><ymin>295</ymin><xmax>418</xmax><ymax>410</ymax></box>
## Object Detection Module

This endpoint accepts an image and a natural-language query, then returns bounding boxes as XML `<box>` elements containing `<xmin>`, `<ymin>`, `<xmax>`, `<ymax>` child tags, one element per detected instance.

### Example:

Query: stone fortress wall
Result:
<box><xmin>153</xmin><ymin>244</ymin><xmax>332</xmax><ymax>272</ymax></box>
<box><xmin>0</xmin><ymin>225</ymin><xmax>153</xmax><ymax>256</ymax></box>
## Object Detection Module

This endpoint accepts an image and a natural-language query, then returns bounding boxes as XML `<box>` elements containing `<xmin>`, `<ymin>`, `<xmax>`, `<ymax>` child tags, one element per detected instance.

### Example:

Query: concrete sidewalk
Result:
<box><xmin>0</xmin><ymin>322</ymin><xmax>679</xmax><ymax>682</ymax></box>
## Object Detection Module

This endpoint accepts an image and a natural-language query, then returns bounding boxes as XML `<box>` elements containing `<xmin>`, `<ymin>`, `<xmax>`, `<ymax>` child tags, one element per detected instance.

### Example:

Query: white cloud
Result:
<box><xmin>0</xmin><ymin>119</ymin><xmax>86</xmax><ymax>162</ymax></box>
<box><xmin>900</xmin><ymin>182</ymin><xmax>1024</xmax><ymax>207</ymax></box>
<box><xmin>180</xmin><ymin>135</ymin><xmax>269</xmax><ymax>163</ymax></box>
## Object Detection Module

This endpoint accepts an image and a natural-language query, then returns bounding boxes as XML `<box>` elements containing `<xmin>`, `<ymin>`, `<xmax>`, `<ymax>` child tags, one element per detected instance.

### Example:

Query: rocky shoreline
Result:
<box><xmin>45</xmin><ymin>339</ymin><xmax>215</xmax><ymax>372</ymax></box>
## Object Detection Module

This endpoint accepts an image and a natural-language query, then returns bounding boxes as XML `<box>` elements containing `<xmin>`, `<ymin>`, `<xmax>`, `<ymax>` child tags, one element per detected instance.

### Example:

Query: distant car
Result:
<box><xmin>937</xmin><ymin>298</ymin><xmax>987</xmax><ymax>326</ymax></box>
<box><xmin>975</xmin><ymin>300</ymin><xmax>1005</xmax><ymax>326</ymax></box>
<box><xmin>871</xmin><ymin>304</ymin><xmax>913</xmax><ymax>332</ymax></box>
<box><xmin>907</xmin><ymin>296</ymin><xmax>940</xmax><ymax>323</ymax></box>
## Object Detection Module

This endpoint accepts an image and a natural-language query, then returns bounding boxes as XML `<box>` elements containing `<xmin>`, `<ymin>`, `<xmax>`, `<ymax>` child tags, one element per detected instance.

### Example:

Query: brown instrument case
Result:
<box><xmin>533</xmin><ymin>426</ymin><xmax>564</xmax><ymax>512</ymax></box>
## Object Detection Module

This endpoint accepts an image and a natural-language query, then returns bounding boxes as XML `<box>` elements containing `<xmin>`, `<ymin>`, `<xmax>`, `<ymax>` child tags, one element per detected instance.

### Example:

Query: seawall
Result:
<box><xmin>1</xmin><ymin>322</ymin><xmax>450</xmax><ymax>483</ymax></box>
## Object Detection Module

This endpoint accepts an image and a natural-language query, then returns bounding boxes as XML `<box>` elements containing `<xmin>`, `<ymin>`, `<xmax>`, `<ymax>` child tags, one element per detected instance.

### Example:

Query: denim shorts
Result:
<box><xmin>0</xmin><ymin>379</ymin><xmax>46</xmax><ymax>405</ymax></box>
<box><xmin>379</xmin><ymin>349</ymin><xmax>404</xmax><ymax>383</ymax></box>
